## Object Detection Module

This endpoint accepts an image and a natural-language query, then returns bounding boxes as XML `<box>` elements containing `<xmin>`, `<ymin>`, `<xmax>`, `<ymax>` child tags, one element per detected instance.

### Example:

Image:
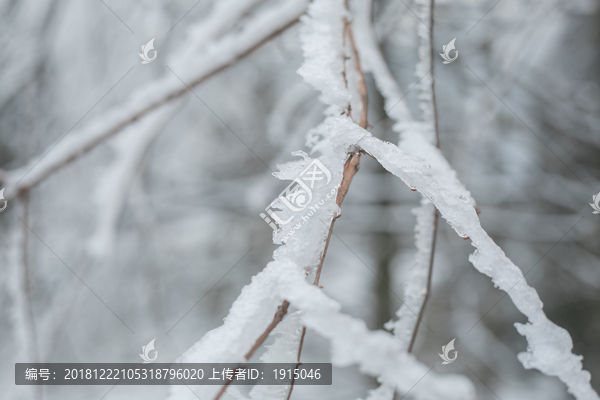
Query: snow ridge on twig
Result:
<box><xmin>357</xmin><ymin>133</ymin><xmax>599</xmax><ymax>400</ymax></box>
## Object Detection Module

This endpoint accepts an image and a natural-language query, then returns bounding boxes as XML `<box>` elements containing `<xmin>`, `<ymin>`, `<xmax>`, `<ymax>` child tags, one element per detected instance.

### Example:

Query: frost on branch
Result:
<box><xmin>354</xmin><ymin>2</ymin><xmax>597</xmax><ymax>392</ymax></box>
<box><xmin>272</xmin><ymin>229</ymin><xmax>476</xmax><ymax>400</ymax></box>
<box><xmin>356</xmin><ymin>133</ymin><xmax>599</xmax><ymax>400</ymax></box>
<box><xmin>296</xmin><ymin>0</ymin><xmax>351</xmax><ymax>114</ymax></box>
<box><xmin>352</xmin><ymin>0</ymin><xmax>474</xmax><ymax>204</ymax></box>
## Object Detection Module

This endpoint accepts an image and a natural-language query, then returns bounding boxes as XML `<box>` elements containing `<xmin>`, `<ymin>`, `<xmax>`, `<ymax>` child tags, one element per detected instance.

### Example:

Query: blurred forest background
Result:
<box><xmin>0</xmin><ymin>0</ymin><xmax>598</xmax><ymax>399</ymax></box>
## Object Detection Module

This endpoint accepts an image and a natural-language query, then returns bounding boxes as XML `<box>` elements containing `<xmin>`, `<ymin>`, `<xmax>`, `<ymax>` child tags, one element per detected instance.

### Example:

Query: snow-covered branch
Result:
<box><xmin>286</xmin><ymin>1</ymin><xmax>369</xmax><ymax>397</ymax></box>
<box><xmin>3</xmin><ymin>0</ymin><xmax>307</xmax><ymax>201</ymax></box>
<box><xmin>170</xmin><ymin>0</ymin><xmax>597</xmax><ymax>399</ymax></box>
<box><xmin>170</xmin><ymin>2</ymin><xmax>476</xmax><ymax>399</ymax></box>
<box><xmin>353</xmin><ymin>11</ymin><xmax>442</xmax><ymax>400</ymax></box>
<box><xmin>357</xmin><ymin>132</ymin><xmax>599</xmax><ymax>400</ymax></box>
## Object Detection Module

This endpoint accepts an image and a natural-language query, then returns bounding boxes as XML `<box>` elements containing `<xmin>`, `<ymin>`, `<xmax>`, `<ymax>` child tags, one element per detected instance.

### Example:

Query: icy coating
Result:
<box><xmin>358</xmin><ymin>132</ymin><xmax>599</xmax><ymax>400</ymax></box>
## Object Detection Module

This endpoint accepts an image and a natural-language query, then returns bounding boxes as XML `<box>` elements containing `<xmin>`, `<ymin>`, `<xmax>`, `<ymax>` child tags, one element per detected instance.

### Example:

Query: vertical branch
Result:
<box><xmin>313</xmin><ymin>151</ymin><xmax>362</xmax><ymax>284</ymax></box>
<box><xmin>407</xmin><ymin>210</ymin><xmax>439</xmax><ymax>352</ymax></box>
<box><xmin>11</xmin><ymin>192</ymin><xmax>43</xmax><ymax>400</ymax></box>
<box><xmin>20</xmin><ymin>192</ymin><xmax>42</xmax><ymax>363</ymax></box>
<box><xmin>288</xmin><ymin>153</ymin><xmax>361</xmax><ymax>400</ymax></box>
<box><xmin>407</xmin><ymin>0</ymin><xmax>441</xmax><ymax>355</ymax></box>
<box><xmin>285</xmin><ymin>326</ymin><xmax>307</xmax><ymax>400</ymax></box>
<box><xmin>429</xmin><ymin>0</ymin><xmax>440</xmax><ymax>148</ymax></box>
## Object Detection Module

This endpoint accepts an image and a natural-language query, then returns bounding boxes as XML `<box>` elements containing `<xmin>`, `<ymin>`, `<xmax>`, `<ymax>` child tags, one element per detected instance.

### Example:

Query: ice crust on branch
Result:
<box><xmin>273</xmin><ymin>225</ymin><xmax>476</xmax><ymax>400</ymax></box>
<box><xmin>170</xmin><ymin>119</ymin><xmax>477</xmax><ymax>400</ymax></box>
<box><xmin>353</xmin><ymin>0</ymin><xmax>473</xmax><ymax>205</ymax></box>
<box><xmin>354</xmin><ymin>1</ymin><xmax>596</xmax><ymax>396</ymax></box>
<box><xmin>413</xmin><ymin>0</ymin><xmax>435</xmax><ymax>143</ymax></box>
<box><xmin>357</xmin><ymin>133</ymin><xmax>599</xmax><ymax>400</ymax></box>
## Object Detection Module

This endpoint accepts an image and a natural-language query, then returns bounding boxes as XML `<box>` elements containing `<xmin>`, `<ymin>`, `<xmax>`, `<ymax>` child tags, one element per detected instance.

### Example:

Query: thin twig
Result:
<box><xmin>244</xmin><ymin>301</ymin><xmax>290</xmax><ymax>360</ymax></box>
<box><xmin>345</xmin><ymin>21</ymin><xmax>369</xmax><ymax>128</ymax></box>
<box><xmin>212</xmin><ymin>301</ymin><xmax>290</xmax><ymax>400</ymax></box>
<box><xmin>286</xmin><ymin>153</ymin><xmax>361</xmax><ymax>400</ymax></box>
<box><xmin>407</xmin><ymin>0</ymin><xmax>441</xmax><ymax>354</ymax></box>
<box><xmin>314</xmin><ymin>152</ymin><xmax>361</xmax><ymax>284</ymax></box>
<box><xmin>285</xmin><ymin>326</ymin><xmax>307</xmax><ymax>400</ymax></box>
<box><xmin>286</xmin><ymin>152</ymin><xmax>361</xmax><ymax>400</ymax></box>
<box><xmin>429</xmin><ymin>0</ymin><xmax>440</xmax><ymax>148</ymax></box>
<box><xmin>407</xmin><ymin>209</ymin><xmax>439</xmax><ymax>352</ymax></box>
